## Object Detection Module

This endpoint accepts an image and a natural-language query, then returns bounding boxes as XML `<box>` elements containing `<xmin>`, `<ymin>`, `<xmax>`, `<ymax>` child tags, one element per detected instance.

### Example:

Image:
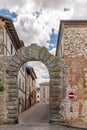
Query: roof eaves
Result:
<box><xmin>0</xmin><ymin>15</ymin><xmax>24</xmax><ymax>49</ymax></box>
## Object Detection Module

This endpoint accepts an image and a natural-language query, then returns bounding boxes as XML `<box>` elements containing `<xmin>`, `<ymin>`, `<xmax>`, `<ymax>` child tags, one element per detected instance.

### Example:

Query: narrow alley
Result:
<box><xmin>19</xmin><ymin>103</ymin><xmax>49</xmax><ymax>125</ymax></box>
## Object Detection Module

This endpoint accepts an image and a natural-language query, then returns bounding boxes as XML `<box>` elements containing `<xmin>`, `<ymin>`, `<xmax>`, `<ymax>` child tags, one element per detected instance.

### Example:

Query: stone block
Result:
<box><xmin>8</xmin><ymin>109</ymin><xmax>17</xmax><ymax>114</ymax></box>
<box><xmin>7</xmin><ymin>114</ymin><xmax>18</xmax><ymax>118</ymax></box>
<box><xmin>49</xmin><ymin>66</ymin><xmax>61</xmax><ymax>72</ymax></box>
<box><xmin>43</xmin><ymin>51</ymin><xmax>51</xmax><ymax>61</ymax></box>
<box><xmin>50</xmin><ymin>96</ymin><xmax>61</xmax><ymax>102</ymax></box>
<box><xmin>12</xmin><ymin>55</ymin><xmax>22</xmax><ymax>66</ymax></box>
<box><xmin>47</xmin><ymin>55</ymin><xmax>57</xmax><ymax>64</ymax></box>
<box><xmin>39</xmin><ymin>47</ymin><xmax>48</xmax><ymax>60</ymax></box>
<box><xmin>50</xmin><ymin>71</ymin><xmax>61</xmax><ymax>78</ymax></box>
<box><xmin>7</xmin><ymin>97</ymin><xmax>18</xmax><ymax>101</ymax></box>
<box><xmin>50</xmin><ymin>78</ymin><xmax>61</xmax><ymax>85</ymax></box>
<box><xmin>7</xmin><ymin>105</ymin><xmax>18</xmax><ymax>110</ymax></box>
<box><xmin>48</xmin><ymin>61</ymin><xmax>58</xmax><ymax>68</ymax></box>
<box><xmin>8</xmin><ymin>93</ymin><xmax>18</xmax><ymax>97</ymax></box>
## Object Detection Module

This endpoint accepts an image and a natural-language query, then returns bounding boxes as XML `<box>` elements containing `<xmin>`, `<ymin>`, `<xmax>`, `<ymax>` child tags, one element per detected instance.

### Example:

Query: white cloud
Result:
<box><xmin>0</xmin><ymin>0</ymin><xmax>72</xmax><ymax>47</ymax></box>
<box><xmin>27</xmin><ymin>61</ymin><xmax>50</xmax><ymax>84</ymax></box>
<box><xmin>0</xmin><ymin>0</ymin><xmax>75</xmax><ymax>48</ymax></box>
<box><xmin>49</xmin><ymin>48</ymin><xmax>56</xmax><ymax>55</ymax></box>
<box><xmin>14</xmin><ymin>10</ymin><xmax>58</xmax><ymax>47</ymax></box>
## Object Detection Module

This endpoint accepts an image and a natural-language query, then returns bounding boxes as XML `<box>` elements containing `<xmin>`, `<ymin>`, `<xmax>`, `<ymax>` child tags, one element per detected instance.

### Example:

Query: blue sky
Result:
<box><xmin>0</xmin><ymin>9</ymin><xmax>17</xmax><ymax>19</ymax></box>
<box><xmin>49</xmin><ymin>29</ymin><xmax>58</xmax><ymax>50</ymax></box>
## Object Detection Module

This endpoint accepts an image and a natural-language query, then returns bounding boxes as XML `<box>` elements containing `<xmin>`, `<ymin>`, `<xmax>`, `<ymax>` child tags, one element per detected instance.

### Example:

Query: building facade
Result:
<box><xmin>36</xmin><ymin>87</ymin><xmax>40</xmax><ymax>103</ymax></box>
<box><xmin>56</xmin><ymin>20</ymin><xmax>87</xmax><ymax>125</ymax></box>
<box><xmin>18</xmin><ymin>64</ymin><xmax>26</xmax><ymax>114</ymax></box>
<box><xmin>26</xmin><ymin>67</ymin><xmax>37</xmax><ymax>107</ymax></box>
<box><xmin>0</xmin><ymin>16</ymin><xmax>27</xmax><ymax>114</ymax></box>
<box><xmin>40</xmin><ymin>82</ymin><xmax>49</xmax><ymax>104</ymax></box>
<box><xmin>0</xmin><ymin>15</ymin><xmax>37</xmax><ymax>115</ymax></box>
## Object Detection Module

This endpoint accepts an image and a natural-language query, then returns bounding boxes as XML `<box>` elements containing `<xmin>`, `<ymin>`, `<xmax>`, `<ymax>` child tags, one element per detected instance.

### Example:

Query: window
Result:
<box><xmin>43</xmin><ymin>88</ymin><xmax>45</xmax><ymax>92</ymax></box>
<box><xmin>19</xmin><ymin>78</ymin><xmax>21</xmax><ymax>88</ymax></box>
<box><xmin>10</xmin><ymin>44</ymin><xmax>13</xmax><ymax>54</ymax></box>
<box><xmin>22</xmin><ymin>82</ymin><xmax>25</xmax><ymax>91</ymax></box>
<box><xmin>22</xmin><ymin>99</ymin><xmax>25</xmax><ymax>111</ymax></box>
<box><xmin>37</xmin><ymin>95</ymin><xmax>39</xmax><ymax>98</ymax></box>
<box><xmin>43</xmin><ymin>93</ymin><xmax>45</xmax><ymax>99</ymax></box>
<box><xmin>19</xmin><ymin>98</ymin><xmax>21</xmax><ymax>105</ymax></box>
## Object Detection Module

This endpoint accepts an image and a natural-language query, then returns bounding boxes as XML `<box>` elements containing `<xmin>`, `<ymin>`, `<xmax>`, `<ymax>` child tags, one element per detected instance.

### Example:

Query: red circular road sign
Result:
<box><xmin>68</xmin><ymin>92</ymin><xmax>74</xmax><ymax>99</ymax></box>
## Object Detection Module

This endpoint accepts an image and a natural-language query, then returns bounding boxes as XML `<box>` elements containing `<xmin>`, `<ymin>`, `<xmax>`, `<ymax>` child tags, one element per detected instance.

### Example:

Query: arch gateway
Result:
<box><xmin>0</xmin><ymin>44</ymin><xmax>62</xmax><ymax>124</ymax></box>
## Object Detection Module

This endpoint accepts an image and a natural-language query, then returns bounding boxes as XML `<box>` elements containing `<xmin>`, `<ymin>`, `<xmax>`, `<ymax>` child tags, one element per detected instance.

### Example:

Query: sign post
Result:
<box><xmin>68</xmin><ymin>92</ymin><xmax>74</xmax><ymax>124</ymax></box>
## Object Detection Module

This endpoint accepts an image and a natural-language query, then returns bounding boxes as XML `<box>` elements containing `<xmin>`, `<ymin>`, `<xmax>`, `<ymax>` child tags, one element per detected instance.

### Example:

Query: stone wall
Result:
<box><xmin>64</xmin><ymin>27</ymin><xmax>87</xmax><ymax>56</ymax></box>
<box><xmin>0</xmin><ymin>56</ymin><xmax>10</xmax><ymax>124</ymax></box>
<box><xmin>58</xmin><ymin>23</ymin><xmax>87</xmax><ymax>125</ymax></box>
<box><xmin>0</xmin><ymin>26</ymin><xmax>8</xmax><ymax>124</ymax></box>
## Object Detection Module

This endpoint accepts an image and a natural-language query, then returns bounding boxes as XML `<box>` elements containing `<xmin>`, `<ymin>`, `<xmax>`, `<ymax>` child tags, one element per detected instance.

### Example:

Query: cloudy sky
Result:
<box><xmin>0</xmin><ymin>0</ymin><xmax>86</xmax><ymax>83</ymax></box>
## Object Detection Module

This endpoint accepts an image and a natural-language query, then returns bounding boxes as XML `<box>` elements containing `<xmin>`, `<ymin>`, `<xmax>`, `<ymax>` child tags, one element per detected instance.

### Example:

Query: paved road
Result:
<box><xmin>19</xmin><ymin>103</ymin><xmax>49</xmax><ymax>125</ymax></box>
<box><xmin>0</xmin><ymin>103</ymin><xmax>82</xmax><ymax>130</ymax></box>
<box><xmin>0</xmin><ymin>124</ymin><xmax>81</xmax><ymax>130</ymax></box>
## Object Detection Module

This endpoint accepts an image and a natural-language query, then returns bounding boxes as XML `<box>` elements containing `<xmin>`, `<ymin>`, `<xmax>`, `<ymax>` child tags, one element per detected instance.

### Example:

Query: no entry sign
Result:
<box><xmin>68</xmin><ymin>92</ymin><xmax>74</xmax><ymax>99</ymax></box>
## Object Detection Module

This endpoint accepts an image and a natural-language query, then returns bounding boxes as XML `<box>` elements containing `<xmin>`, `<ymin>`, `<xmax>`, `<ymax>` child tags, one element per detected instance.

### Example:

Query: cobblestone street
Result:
<box><xmin>0</xmin><ymin>103</ymin><xmax>82</xmax><ymax>130</ymax></box>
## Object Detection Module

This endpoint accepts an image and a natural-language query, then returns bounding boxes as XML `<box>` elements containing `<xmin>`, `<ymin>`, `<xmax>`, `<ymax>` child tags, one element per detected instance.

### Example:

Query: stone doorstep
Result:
<box><xmin>60</xmin><ymin>122</ymin><xmax>87</xmax><ymax>130</ymax></box>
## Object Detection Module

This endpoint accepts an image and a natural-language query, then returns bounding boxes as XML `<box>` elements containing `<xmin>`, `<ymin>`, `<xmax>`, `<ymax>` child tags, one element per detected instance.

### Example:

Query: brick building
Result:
<box><xmin>56</xmin><ymin>20</ymin><xmax>87</xmax><ymax>125</ymax></box>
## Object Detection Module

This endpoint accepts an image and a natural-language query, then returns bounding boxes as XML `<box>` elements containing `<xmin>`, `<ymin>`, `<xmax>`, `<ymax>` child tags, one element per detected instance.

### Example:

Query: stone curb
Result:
<box><xmin>60</xmin><ymin>123</ymin><xmax>87</xmax><ymax>130</ymax></box>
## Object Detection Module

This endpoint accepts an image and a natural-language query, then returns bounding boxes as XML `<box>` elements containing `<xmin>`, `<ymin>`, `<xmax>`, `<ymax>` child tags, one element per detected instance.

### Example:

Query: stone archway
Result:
<box><xmin>6</xmin><ymin>44</ymin><xmax>62</xmax><ymax>124</ymax></box>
